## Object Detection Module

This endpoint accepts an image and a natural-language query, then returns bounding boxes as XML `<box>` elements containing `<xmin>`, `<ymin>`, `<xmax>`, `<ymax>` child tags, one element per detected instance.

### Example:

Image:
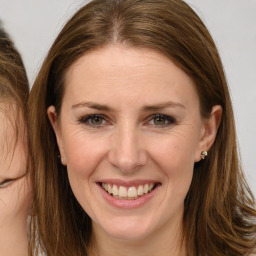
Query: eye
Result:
<box><xmin>0</xmin><ymin>179</ymin><xmax>14</xmax><ymax>188</ymax></box>
<box><xmin>148</xmin><ymin>114</ymin><xmax>175</xmax><ymax>127</ymax></box>
<box><xmin>79</xmin><ymin>114</ymin><xmax>107</xmax><ymax>126</ymax></box>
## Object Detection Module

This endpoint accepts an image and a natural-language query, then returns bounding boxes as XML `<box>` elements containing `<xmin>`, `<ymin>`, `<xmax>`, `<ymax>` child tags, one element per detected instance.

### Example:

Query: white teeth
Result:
<box><xmin>144</xmin><ymin>184</ymin><xmax>149</xmax><ymax>194</ymax></box>
<box><xmin>112</xmin><ymin>185</ymin><xmax>118</xmax><ymax>196</ymax></box>
<box><xmin>107</xmin><ymin>184</ymin><xmax>112</xmax><ymax>194</ymax></box>
<box><xmin>101</xmin><ymin>183</ymin><xmax>156</xmax><ymax>199</ymax></box>
<box><xmin>128</xmin><ymin>186</ymin><xmax>137</xmax><ymax>198</ymax></box>
<box><xmin>119</xmin><ymin>186</ymin><xmax>127</xmax><ymax>197</ymax></box>
<box><xmin>138</xmin><ymin>185</ymin><xmax>144</xmax><ymax>196</ymax></box>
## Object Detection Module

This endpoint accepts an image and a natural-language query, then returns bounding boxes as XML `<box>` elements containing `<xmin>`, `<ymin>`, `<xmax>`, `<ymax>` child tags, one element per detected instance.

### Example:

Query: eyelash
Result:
<box><xmin>78</xmin><ymin>114</ymin><xmax>107</xmax><ymax>127</ymax></box>
<box><xmin>78</xmin><ymin>114</ymin><xmax>176</xmax><ymax>128</ymax></box>
<box><xmin>147</xmin><ymin>114</ymin><xmax>176</xmax><ymax>127</ymax></box>
<box><xmin>0</xmin><ymin>179</ymin><xmax>14</xmax><ymax>188</ymax></box>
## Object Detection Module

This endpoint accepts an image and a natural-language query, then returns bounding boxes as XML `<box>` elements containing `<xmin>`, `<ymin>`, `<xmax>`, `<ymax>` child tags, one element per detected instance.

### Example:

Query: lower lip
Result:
<box><xmin>98</xmin><ymin>183</ymin><xmax>161</xmax><ymax>209</ymax></box>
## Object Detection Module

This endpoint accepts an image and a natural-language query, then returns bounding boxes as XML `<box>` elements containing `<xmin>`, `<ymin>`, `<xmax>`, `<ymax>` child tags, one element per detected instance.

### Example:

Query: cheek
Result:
<box><xmin>64</xmin><ymin>132</ymin><xmax>108</xmax><ymax>182</ymax></box>
<box><xmin>146</xmin><ymin>131</ymin><xmax>198</xmax><ymax>192</ymax></box>
<box><xmin>149</xmin><ymin>131</ymin><xmax>197</xmax><ymax>168</ymax></box>
<box><xmin>0</xmin><ymin>178</ymin><xmax>31</xmax><ymax>225</ymax></box>
<box><xmin>0</xmin><ymin>142</ymin><xmax>27</xmax><ymax>178</ymax></box>
<box><xmin>63</xmin><ymin>134</ymin><xmax>109</xmax><ymax>216</ymax></box>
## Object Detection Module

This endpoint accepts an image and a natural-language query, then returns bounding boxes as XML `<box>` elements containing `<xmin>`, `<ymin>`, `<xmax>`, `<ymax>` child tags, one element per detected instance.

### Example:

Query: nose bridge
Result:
<box><xmin>108</xmin><ymin>121</ymin><xmax>147</xmax><ymax>173</ymax></box>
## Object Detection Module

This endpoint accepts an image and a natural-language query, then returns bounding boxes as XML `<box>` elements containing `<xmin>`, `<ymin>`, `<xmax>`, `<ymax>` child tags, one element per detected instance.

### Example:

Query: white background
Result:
<box><xmin>0</xmin><ymin>0</ymin><xmax>255</xmax><ymax>195</ymax></box>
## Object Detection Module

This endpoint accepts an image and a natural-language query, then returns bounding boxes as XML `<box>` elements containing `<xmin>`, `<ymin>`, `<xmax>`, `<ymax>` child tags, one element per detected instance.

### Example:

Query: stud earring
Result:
<box><xmin>201</xmin><ymin>150</ymin><xmax>208</xmax><ymax>160</ymax></box>
<box><xmin>58</xmin><ymin>155</ymin><xmax>64</xmax><ymax>164</ymax></box>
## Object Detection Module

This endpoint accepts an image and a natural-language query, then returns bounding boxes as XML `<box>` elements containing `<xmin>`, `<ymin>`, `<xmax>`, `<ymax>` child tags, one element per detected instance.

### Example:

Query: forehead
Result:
<box><xmin>0</xmin><ymin>102</ymin><xmax>17</xmax><ymax>140</ymax></box>
<box><xmin>63</xmin><ymin>45</ymin><xmax>199</xmax><ymax>109</ymax></box>
<box><xmin>0</xmin><ymin>100</ymin><xmax>19</xmax><ymax>119</ymax></box>
<box><xmin>0</xmin><ymin>101</ymin><xmax>24</xmax><ymax>141</ymax></box>
<box><xmin>0</xmin><ymin>102</ymin><xmax>27</xmax><ymax>178</ymax></box>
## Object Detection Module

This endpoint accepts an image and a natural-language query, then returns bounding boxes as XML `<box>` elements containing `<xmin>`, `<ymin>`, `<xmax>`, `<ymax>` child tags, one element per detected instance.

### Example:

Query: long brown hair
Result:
<box><xmin>28</xmin><ymin>0</ymin><xmax>256</xmax><ymax>255</ymax></box>
<box><xmin>0</xmin><ymin>25</ymin><xmax>29</xmax><ymax>163</ymax></box>
<box><xmin>0</xmin><ymin>26</ymin><xmax>29</xmax><ymax>106</ymax></box>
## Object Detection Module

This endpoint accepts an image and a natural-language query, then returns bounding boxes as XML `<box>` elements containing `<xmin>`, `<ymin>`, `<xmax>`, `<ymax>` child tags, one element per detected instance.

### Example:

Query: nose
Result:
<box><xmin>108</xmin><ymin>125</ymin><xmax>148</xmax><ymax>174</ymax></box>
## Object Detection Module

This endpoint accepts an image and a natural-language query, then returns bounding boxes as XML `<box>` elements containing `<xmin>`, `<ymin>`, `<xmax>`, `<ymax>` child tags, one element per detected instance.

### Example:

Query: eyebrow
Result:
<box><xmin>72</xmin><ymin>101</ymin><xmax>185</xmax><ymax>111</ymax></box>
<box><xmin>142</xmin><ymin>101</ymin><xmax>186</xmax><ymax>111</ymax></box>
<box><xmin>72</xmin><ymin>102</ymin><xmax>112</xmax><ymax>111</ymax></box>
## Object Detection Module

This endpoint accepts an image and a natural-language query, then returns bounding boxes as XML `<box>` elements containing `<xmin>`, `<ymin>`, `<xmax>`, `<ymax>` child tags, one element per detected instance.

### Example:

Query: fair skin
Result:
<box><xmin>0</xmin><ymin>103</ymin><xmax>30</xmax><ymax>256</ymax></box>
<box><xmin>48</xmin><ymin>45</ymin><xmax>222</xmax><ymax>256</ymax></box>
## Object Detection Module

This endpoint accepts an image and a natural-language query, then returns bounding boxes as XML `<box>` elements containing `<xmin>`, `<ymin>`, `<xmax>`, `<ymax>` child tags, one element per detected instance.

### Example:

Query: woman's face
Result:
<box><xmin>49</xmin><ymin>45</ymin><xmax>218</xmax><ymax>241</ymax></box>
<box><xmin>0</xmin><ymin>103</ymin><xmax>30</xmax><ymax>228</ymax></box>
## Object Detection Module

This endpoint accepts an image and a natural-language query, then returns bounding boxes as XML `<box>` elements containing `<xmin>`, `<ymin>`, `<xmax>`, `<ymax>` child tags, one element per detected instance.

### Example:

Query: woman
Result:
<box><xmin>28</xmin><ymin>0</ymin><xmax>256</xmax><ymax>255</ymax></box>
<box><xmin>0</xmin><ymin>26</ymin><xmax>31</xmax><ymax>255</ymax></box>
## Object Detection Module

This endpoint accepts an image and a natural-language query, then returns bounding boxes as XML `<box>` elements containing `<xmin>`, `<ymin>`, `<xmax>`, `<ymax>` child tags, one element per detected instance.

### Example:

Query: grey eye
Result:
<box><xmin>153</xmin><ymin>116</ymin><xmax>167</xmax><ymax>125</ymax></box>
<box><xmin>148</xmin><ymin>114</ymin><xmax>175</xmax><ymax>126</ymax></box>
<box><xmin>89</xmin><ymin>116</ymin><xmax>104</xmax><ymax>125</ymax></box>
<box><xmin>79</xmin><ymin>114</ymin><xmax>107</xmax><ymax>126</ymax></box>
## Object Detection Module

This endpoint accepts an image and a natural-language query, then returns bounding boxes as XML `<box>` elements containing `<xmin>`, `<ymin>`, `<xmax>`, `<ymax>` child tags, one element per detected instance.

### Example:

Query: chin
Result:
<box><xmin>94</xmin><ymin>215</ymin><xmax>157</xmax><ymax>241</ymax></box>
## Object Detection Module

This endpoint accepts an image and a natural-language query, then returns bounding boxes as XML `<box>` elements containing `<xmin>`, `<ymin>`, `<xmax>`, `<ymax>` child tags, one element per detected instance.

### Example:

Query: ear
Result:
<box><xmin>195</xmin><ymin>105</ymin><xmax>222</xmax><ymax>162</ymax></box>
<box><xmin>47</xmin><ymin>106</ymin><xmax>67</xmax><ymax>165</ymax></box>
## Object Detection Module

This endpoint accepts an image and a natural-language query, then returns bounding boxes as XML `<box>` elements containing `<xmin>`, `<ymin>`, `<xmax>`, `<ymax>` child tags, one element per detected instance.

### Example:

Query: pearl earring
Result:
<box><xmin>58</xmin><ymin>155</ymin><xmax>64</xmax><ymax>164</ymax></box>
<box><xmin>201</xmin><ymin>150</ymin><xmax>208</xmax><ymax>160</ymax></box>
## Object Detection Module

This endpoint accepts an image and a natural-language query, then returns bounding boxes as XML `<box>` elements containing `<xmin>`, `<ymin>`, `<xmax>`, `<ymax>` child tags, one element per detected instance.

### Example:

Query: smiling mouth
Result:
<box><xmin>100</xmin><ymin>182</ymin><xmax>158</xmax><ymax>200</ymax></box>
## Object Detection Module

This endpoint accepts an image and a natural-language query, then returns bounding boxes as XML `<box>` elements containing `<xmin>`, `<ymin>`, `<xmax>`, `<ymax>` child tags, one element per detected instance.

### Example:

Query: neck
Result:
<box><xmin>89</xmin><ymin>218</ymin><xmax>186</xmax><ymax>256</ymax></box>
<box><xmin>0</xmin><ymin>217</ymin><xmax>28</xmax><ymax>256</ymax></box>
